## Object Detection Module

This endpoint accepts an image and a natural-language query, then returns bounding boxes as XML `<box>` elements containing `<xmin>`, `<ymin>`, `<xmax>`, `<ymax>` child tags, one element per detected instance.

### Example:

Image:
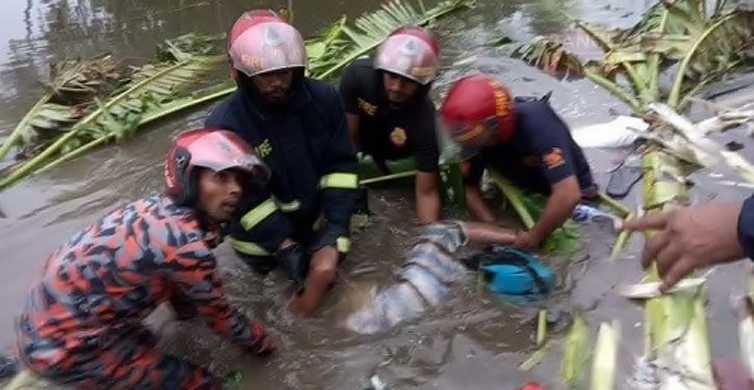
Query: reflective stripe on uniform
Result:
<box><xmin>336</xmin><ymin>236</ymin><xmax>351</xmax><ymax>253</ymax></box>
<box><xmin>240</xmin><ymin>198</ymin><xmax>277</xmax><ymax>230</ymax></box>
<box><xmin>320</xmin><ymin>173</ymin><xmax>359</xmax><ymax>189</ymax></box>
<box><xmin>273</xmin><ymin>197</ymin><xmax>301</xmax><ymax>212</ymax></box>
<box><xmin>228</xmin><ymin>237</ymin><xmax>270</xmax><ymax>256</ymax></box>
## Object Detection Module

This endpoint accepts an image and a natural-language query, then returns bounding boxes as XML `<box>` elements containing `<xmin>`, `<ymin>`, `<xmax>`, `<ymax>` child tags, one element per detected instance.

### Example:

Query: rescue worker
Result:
<box><xmin>438</xmin><ymin>73</ymin><xmax>598</xmax><ymax>251</ymax></box>
<box><xmin>339</xmin><ymin>25</ymin><xmax>442</xmax><ymax>224</ymax></box>
<box><xmin>15</xmin><ymin>129</ymin><xmax>277</xmax><ymax>389</ymax></box>
<box><xmin>205</xmin><ymin>10</ymin><xmax>358</xmax><ymax>317</ymax></box>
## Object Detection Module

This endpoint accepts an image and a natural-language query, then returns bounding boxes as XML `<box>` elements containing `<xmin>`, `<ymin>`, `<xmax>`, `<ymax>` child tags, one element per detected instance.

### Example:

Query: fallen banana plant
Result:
<box><xmin>0</xmin><ymin>53</ymin><xmax>226</xmax><ymax>190</ymax></box>
<box><xmin>0</xmin><ymin>54</ymin><xmax>122</xmax><ymax>163</ymax></box>
<box><xmin>631</xmin><ymin>146</ymin><xmax>715</xmax><ymax>389</ymax></box>
<box><xmin>0</xmin><ymin>0</ymin><xmax>475</xmax><ymax>190</ymax></box>
<box><xmin>500</xmin><ymin>0</ymin><xmax>754</xmax><ymax>114</ymax></box>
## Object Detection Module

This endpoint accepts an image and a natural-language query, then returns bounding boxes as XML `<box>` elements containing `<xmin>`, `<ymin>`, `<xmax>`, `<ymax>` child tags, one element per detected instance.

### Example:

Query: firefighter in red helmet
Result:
<box><xmin>206</xmin><ymin>10</ymin><xmax>358</xmax><ymax>317</ymax></box>
<box><xmin>439</xmin><ymin>74</ymin><xmax>598</xmax><ymax>250</ymax></box>
<box><xmin>16</xmin><ymin>129</ymin><xmax>276</xmax><ymax>389</ymax></box>
<box><xmin>339</xmin><ymin>25</ymin><xmax>443</xmax><ymax>224</ymax></box>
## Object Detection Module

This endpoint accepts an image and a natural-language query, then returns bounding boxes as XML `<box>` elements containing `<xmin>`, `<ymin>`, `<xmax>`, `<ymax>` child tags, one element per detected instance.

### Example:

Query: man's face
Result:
<box><xmin>251</xmin><ymin>69</ymin><xmax>293</xmax><ymax>103</ymax></box>
<box><xmin>382</xmin><ymin>71</ymin><xmax>420</xmax><ymax>106</ymax></box>
<box><xmin>196</xmin><ymin>168</ymin><xmax>243</xmax><ymax>222</ymax></box>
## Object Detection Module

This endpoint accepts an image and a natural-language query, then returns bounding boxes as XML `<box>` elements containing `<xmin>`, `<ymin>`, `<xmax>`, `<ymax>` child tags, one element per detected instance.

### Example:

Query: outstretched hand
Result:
<box><xmin>619</xmin><ymin>203</ymin><xmax>745</xmax><ymax>293</ymax></box>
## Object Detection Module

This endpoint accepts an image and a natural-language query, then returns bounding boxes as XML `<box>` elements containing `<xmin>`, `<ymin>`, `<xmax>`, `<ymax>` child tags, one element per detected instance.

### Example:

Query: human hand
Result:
<box><xmin>276</xmin><ymin>243</ymin><xmax>309</xmax><ymax>295</ymax></box>
<box><xmin>511</xmin><ymin>230</ymin><xmax>541</xmax><ymax>251</ymax></box>
<box><xmin>620</xmin><ymin>203</ymin><xmax>744</xmax><ymax>293</ymax></box>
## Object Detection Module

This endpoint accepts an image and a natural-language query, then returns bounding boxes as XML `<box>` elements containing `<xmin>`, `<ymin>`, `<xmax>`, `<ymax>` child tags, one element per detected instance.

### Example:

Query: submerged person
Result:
<box><xmin>338</xmin><ymin>25</ymin><xmax>443</xmax><ymax>224</ymax></box>
<box><xmin>15</xmin><ymin>129</ymin><xmax>276</xmax><ymax>390</ymax></box>
<box><xmin>338</xmin><ymin>221</ymin><xmax>553</xmax><ymax>334</ymax></box>
<box><xmin>205</xmin><ymin>10</ymin><xmax>358</xmax><ymax>317</ymax></box>
<box><xmin>438</xmin><ymin>74</ymin><xmax>599</xmax><ymax>251</ymax></box>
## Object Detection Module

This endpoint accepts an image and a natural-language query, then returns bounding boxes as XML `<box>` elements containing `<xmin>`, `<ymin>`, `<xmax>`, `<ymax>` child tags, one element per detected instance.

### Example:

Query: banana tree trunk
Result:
<box><xmin>639</xmin><ymin>147</ymin><xmax>715</xmax><ymax>389</ymax></box>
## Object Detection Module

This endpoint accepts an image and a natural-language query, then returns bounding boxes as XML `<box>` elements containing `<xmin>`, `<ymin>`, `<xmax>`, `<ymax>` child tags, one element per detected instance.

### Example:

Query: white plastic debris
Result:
<box><xmin>572</xmin><ymin>115</ymin><xmax>650</xmax><ymax>149</ymax></box>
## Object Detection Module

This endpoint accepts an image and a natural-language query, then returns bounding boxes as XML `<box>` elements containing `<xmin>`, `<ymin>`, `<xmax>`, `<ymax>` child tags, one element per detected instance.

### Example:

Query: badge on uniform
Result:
<box><xmin>390</xmin><ymin>127</ymin><xmax>407</xmax><ymax>146</ymax></box>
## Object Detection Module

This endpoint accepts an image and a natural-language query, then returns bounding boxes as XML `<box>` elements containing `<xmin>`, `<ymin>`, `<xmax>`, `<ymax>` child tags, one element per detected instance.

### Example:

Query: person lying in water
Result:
<box><xmin>340</xmin><ymin>221</ymin><xmax>520</xmax><ymax>335</ymax></box>
<box><xmin>438</xmin><ymin>74</ymin><xmax>599</xmax><ymax>251</ymax></box>
<box><xmin>15</xmin><ymin>129</ymin><xmax>276</xmax><ymax>390</ymax></box>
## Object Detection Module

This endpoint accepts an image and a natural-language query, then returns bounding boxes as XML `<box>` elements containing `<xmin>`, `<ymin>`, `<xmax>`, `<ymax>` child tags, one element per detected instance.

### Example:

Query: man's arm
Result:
<box><xmin>415</xmin><ymin>172</ymin><xmax>441</xmax><ymax>224</ymax></box>
<box><xmin>315</xmin><ymin>88</ymin><xmax>359</xmax><ymax>253</ymax></box>
<box><xmin>520</xmin><ymin>175</ymin><xmax>581</xmax><ymax>248</ymax></box>
<box><xmin>461</xmin><ymin>158</ymin><xmax>496</xmax><ymax>223</ymax></box>
<box><xmin>346</xmin><ymin>113</ymin><xmax>360</xmax><ymax>152</ymax></box>
<box><xmin>465</xmin><ymin>184</ymin><xmax>496</xmax><ymax>223</ymax></box>
<box><xmin>166</xmin><ymin>240</ymin><xmax>275</xmax><ymax>355</ymax></box>
<box><xmin>412</xmin><ymin>106</ymin><xmax>442</xmax><ymax>224</ymax></box>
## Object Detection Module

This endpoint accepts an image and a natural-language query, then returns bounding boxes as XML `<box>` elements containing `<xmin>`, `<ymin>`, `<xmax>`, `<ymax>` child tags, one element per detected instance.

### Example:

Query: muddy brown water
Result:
<box><xmin>0</xmin><ymin>0</ymin><xmax>753</xmax><ymax>389</ymax></box>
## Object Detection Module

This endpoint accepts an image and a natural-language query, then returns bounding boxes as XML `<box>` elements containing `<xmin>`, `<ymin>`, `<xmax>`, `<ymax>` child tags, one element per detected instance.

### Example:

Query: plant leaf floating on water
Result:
<box><xmin>0</xmin><ymin>35</ymin><xmax>227</xmax><ymax>190</ymax></box>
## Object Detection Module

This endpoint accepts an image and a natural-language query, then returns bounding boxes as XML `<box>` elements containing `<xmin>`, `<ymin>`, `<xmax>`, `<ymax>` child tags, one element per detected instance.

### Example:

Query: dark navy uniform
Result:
<box><xmin>205</xmin><ymin>79</ymin><xmax>358</xmax><ymax>272</ymax></box>
<box><xmin>737</xmin><ymin>195</ymin><xmax>754</xmax><ymax>260</ymax></box>
<box><xmin>462</xmin><ymin>99</ymin><xmax>596</xmax><ymax>195</ymax></box>
<box><xmin>339</xmin><ymin>58</ymin><xmax>440</xmax><ymax>174</ymax></box>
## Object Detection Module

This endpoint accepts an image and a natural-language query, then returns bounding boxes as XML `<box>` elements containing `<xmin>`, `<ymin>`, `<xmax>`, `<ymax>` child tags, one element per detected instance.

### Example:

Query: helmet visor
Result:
<box><xmin>444</xmin><ymin>115</ymin><xmax>497</xmax><ymax>160</ymax></box>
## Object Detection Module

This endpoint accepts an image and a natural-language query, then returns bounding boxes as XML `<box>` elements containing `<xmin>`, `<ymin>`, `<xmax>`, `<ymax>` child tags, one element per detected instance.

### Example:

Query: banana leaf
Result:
<box><xmin>505</xmin><ymin>1</ymin><xmax>754</xmax><ymax>113</ymax></box>
<box><xmin>487</xmin><ymin>170</ymin><xmax>581</xmax><ymax>256</ymax></box>
<box><xmin>0</xmin><ymin>54</ymin><xmax>225</xmax><ymax>190</ymax></box>
<box><xmin>308</xmin><ymin>0</ymin><xmax>475</xmax><ymax>80</ymax></box>
<box><xmin>510</xmin><ymin>36</ymin><xmax>587</xmax><ymax>80</ymax></box>
<box><xmin>0</xmin><ymin>55</ymin><xmax>121</xmax><ymax>162</ymax></box>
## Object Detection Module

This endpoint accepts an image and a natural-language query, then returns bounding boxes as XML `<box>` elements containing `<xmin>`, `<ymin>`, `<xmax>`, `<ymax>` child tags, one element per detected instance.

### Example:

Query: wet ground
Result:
<box><xmin>1</xmin><ymin>0</ymin><xmax>753</xmax><ymax>389</ymax></box>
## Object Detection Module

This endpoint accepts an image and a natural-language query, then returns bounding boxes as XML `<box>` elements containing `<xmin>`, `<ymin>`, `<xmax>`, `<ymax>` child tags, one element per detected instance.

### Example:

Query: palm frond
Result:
<box><xmin>308</xmin><ymin>0</ymin><xmax>475</xmax><ymax>80</ymax></box>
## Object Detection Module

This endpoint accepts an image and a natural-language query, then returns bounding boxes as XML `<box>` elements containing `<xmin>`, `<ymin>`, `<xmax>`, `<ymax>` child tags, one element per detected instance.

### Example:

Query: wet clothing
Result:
<box><xmin>205</xmin><ymin>78</ymin><xmax>358</xmax><ymax>272</ymax></box>
<box><xmin>345</xmin><ymin>223</ymin><xmax>467</xmax><ymax>335</ymax></box>
<box><xmin>339</xmin><ymin>58</ymin><xmax>440</xmax><ymax>174</ymax></box>
<box><xmin>737</xmin><ymin>195</ymin><xmax>754</xmax><ymax>260</ymax></box>
<box><xmin>16</xmin><ymin>195</ymin><xmax>272</xmax><ymax>390</ymax></box>
<box><xmin>461</xmin><ymin>99</ymin><xmax>596</xmax><ymax>195</ymax></box>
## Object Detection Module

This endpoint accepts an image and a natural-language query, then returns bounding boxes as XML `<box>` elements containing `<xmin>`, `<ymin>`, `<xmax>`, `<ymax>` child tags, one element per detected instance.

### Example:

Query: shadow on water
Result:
<box><xmin>0</xmin><ymin>0</ymin><xmax>752</xmax><ymax>389</ymax></box>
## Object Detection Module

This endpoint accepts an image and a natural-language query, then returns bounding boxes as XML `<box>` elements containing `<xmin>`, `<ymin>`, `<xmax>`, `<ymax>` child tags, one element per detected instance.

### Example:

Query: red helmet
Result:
<box><xmin>164</xmin><ymin>128</ymin><xmax>270</xmax><ymax>205</ymax></box>
<box><xmin>228</xmin><ymin>10</ymin><xmax>307</xmax><ymax>78</ymax></box>
<box><xmin>439</xmin><ymin>74</ymin><xmax>517</xmax><ymax>159</ymax></box>
<box><xmin>374</xmin><ymin>26</ymin><xmax>440</xmax><ymax>85</ymax></box>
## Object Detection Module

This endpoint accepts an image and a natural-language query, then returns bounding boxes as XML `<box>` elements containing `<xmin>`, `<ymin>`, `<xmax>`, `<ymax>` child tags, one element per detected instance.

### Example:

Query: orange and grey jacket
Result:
<box><xmin>16</xmin><ymin>195</ymin><xmax>270</xmax><ymax>369</ymax></box>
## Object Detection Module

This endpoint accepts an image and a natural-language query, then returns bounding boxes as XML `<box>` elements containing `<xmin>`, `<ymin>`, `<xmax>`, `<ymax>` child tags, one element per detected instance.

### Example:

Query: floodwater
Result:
<box><xmin>0</xmin><ymin>0</ymin><xmax>752</xmax><ymax>389</ymax></box>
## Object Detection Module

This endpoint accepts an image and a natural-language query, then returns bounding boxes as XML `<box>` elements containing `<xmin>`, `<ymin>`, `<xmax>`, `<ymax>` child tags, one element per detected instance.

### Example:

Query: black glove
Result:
<box><xmin>275</xmin><ymin>243</ymin><xmax>309</xmax><ymax>295</ymax></box>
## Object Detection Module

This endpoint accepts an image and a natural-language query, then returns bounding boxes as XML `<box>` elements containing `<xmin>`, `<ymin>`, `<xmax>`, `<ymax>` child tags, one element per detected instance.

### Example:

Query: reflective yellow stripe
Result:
<box><xmin>228</xmin><ymin>238</ymin><xmax>270</xmax><ymax>256</ymax></box>
<box><xmin>240</xmin><ymin>198</ymin><xmax>277</xmax><ymax>230</ymax></box>
<box><xmin>336</xmin><ymin>236</ymin><xmax>351</xmax><ymax>253</ymax></box>
<box><xmin>320</xmin><ymin>173</ymin><xmax>359</xmax><ymax>189</ymax></box>
<box><xmin>273</xmin><ymin>198</ymin><xmax>301</xmax><ymax>212</ymax></box>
